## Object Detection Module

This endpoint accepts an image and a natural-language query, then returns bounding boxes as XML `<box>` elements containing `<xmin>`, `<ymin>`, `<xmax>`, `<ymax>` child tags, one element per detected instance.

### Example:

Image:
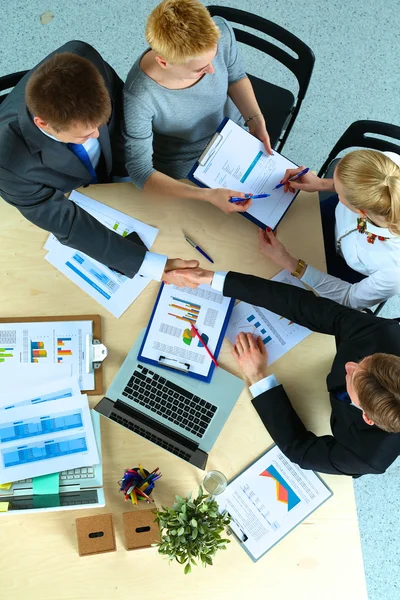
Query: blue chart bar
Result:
<box><xmin>240</xmin><ymin>151</ymin><xmax>263</xmax><ymax>183</ymax></box>
<box><xmin>3</xmin><ymin>389</ymin><xmax>74</xmax><ymax>411</ymax></box>
<box><xmin>58</xmin><ymin>337</ymin><xmax>71</xmax><ymax>342</ymax></box>
<box><xmin>263</xmin><ymin>336</ymin><xmax>272</xmax><ymax>344</ymax></box>
<box><xmin>0</xmin><ymin>411</ymin><xmax>83</xmax><ymax>442</ymax></box>
<box><xmin>2</xmin><ymin>434</ymin><xmax>88</xmax><ymax>467</ymax></box>
<box><xmin>261</xmin><ymin>328</ymin><xmax>266</xmax><ymax>334</ymax></box>
<box><xmin>254</xmin><ymin>321</ymin><xmax>261</xmax><ymax>328</ymax></box>
<box><xmin>247</xmin><ymin>315</ymin><xmax>255</xmax><ymax>322</ymax></box>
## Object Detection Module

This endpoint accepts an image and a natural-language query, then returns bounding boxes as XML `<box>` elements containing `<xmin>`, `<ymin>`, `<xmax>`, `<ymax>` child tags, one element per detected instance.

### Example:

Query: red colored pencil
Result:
<box><xmin>190</xmin><ymin>324</ymin><xmax>219</xmax><ymax>367</ymax></box>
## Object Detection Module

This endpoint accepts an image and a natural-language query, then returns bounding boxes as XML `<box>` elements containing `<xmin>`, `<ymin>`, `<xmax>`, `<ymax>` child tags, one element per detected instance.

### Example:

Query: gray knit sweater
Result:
<box><xmin>123</xmin><ymin>17</ymin><xmax>247</xmax><ymax>188</ymax></box>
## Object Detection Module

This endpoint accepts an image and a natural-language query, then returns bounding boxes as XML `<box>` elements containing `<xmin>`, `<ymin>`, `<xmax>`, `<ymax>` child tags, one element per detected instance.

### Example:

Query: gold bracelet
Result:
<box><xmin>244</xmin><ymin>113</ymin><xmax>262</xmax><ymax>126</ymax></box>
<box><xmin>291</xmin><ymin>259</ymin><xmax>306</xmax><ymax>278</ymax></box>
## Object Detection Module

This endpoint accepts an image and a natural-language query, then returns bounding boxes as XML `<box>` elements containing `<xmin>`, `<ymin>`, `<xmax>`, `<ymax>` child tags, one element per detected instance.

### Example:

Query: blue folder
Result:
<box><xmin>187</xmin><ymin>117</ymin><xmax>300</xmax><ymax>231</ymax></box>
<box><xmin>137</xmin><ymin>283</ymin><xmax>235</xmax><ymax>383</ymax></box>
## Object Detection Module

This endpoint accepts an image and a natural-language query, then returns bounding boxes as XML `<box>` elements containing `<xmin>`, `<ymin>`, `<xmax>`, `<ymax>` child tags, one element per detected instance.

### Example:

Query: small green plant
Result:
<box><xmin>154</xmin><ymin>486</ymin><xmax>231</xmax><ymax>574</ymax></box>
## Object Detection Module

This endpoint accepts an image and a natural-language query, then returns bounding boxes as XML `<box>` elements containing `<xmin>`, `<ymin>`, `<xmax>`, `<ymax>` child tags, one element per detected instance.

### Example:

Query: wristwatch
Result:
<box><xmin>291</xmin><ymin>259</ymin><xmax>306</xmax><ymax>278</ymax></box>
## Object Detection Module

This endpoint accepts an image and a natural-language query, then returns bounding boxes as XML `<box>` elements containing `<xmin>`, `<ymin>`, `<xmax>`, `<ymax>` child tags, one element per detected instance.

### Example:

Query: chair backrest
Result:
<box><xmin>0</xmin><ymin>70</ymin><xmax>29</xmax><ymax>105</ymax></box>
<box><xmin>206</xmin><ymin>6</ymin><xmax>315</xmax><ymax>149</ymax></box>
<box><xmin>318</xmin><ymin>120</ymin><xmax>400</xmax><ymax>177</ymax></box>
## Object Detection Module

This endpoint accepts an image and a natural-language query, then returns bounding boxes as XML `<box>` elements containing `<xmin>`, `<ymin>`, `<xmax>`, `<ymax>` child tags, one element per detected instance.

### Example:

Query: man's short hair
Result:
<box><xmin>355</xmin><ymin>353</ymin><xmax>400</xmax><ymax>433</ymax></box>
<box><xmin>25</xmin><ymin>52</ymin><xmax>112</xmax><ymax>132</ymax></box>
<box><xmin>145</xmin><ymin>0</ymin><xmax>220</xmax><ymax>64</ymax></box>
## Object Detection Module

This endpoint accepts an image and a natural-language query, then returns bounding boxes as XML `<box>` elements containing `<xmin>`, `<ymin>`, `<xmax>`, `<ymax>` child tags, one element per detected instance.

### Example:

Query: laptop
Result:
<box><xmin>94</xmin><ymin>330</ymin><xmax>245</xmax><ymax>470</ymax></box>
<box><xmin>0</xmin><ymin>410</ymin><xmax>104</xmax><ymax>514</ymax></box>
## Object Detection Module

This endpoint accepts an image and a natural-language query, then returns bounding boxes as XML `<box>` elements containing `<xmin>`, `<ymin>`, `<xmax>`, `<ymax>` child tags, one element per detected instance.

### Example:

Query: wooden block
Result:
<box><xmin>75</xmin><ymin>513</ymin><xmax>116</xmax><ymax>556</ymax></box>
<box><xmin>123</xmin><ymin>511</ymin><xmax>160</xmax><ymax>551</ymax></box>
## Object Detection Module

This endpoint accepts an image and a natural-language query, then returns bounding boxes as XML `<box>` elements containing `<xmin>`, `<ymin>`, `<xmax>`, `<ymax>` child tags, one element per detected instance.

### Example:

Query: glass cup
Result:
<box><xmin>203</xmin><ymin>470</ymin><xmax>228</xmax><ymax>496</ymax></box>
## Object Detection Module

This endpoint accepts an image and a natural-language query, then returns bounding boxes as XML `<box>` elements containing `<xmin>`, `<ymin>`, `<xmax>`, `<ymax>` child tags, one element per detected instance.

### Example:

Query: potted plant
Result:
<box><xmin>154</xmin><ymin>486</ymin><xmax>231</xmax><ymax>574</ymax></box>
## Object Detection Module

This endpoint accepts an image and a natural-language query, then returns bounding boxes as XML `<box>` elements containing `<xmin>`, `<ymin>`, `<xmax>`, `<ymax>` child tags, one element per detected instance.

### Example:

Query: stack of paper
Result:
<box><xmin>0</xmin><ymin>372</ymin><xmax>99</xmax><ymax>484</ymax></box>
<box><xmin>44</xmin><ymin>191</ymin><xmax>159</xmax><ymax>318</ymax></box>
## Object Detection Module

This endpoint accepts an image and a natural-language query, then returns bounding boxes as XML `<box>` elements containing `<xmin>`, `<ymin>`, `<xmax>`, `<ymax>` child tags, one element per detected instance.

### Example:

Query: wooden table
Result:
<box><xmin>0</xmin><ymin>186</ymin><xmax>367</xmax><ymax>600</ymax></box>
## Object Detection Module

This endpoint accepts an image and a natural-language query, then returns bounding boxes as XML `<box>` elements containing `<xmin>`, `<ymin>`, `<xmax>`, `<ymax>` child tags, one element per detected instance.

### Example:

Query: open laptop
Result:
<box><xmin>94</xmin><ymin>330</ymin><xmax>245</xmax><ymax>470</ymax></box>
<box><xmin>0</xmin><ymin>410</ymin><xmax>104</xmax><ymax>514</ymax></box>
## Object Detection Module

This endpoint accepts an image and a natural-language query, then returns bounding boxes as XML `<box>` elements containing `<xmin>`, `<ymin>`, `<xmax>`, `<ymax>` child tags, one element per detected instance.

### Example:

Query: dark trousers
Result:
<box><xmin>320</xmin><ymin>195</ymin><xmax>365</xmax><ymax>284</ymax></box>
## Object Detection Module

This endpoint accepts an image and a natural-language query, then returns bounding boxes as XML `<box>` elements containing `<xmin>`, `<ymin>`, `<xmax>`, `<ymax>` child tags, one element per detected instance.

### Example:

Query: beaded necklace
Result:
<box><xmin>356</xmin><ymin>217</ymin><xmax>389</xmax><ymax>244</ymax></box>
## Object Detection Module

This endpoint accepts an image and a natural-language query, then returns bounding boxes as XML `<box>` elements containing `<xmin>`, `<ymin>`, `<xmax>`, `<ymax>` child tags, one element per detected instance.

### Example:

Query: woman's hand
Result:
<box><xmin>248</xmin><ymin>115</ymin><xmax>273</xmax><ymax>155</ymax></box>
<box><xmin>258</xmin><ymin>228</ymin><xmax>298</xmax><ymax>272</ymax></box>
<box><xmin>280</xmin><ymin>166</ymin><xmax>326</xmax><ymax>193</ymax></box>
<box><xmin>205</xmin><ymin>188</ymin><xmax>252</xmax><ymax>214</ymax></box>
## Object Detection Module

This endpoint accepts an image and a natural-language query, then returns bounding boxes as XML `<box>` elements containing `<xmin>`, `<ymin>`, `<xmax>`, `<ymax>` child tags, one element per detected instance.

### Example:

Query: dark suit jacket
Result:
<box><xmin>0</xmin><ymin>41</ymin><xmax>146</xmax><ymax>277</ymax></box>
<box><xmin>224</xmin><ymin>272</ymin><xmax>400</xmax><ymax>476</ymax></box>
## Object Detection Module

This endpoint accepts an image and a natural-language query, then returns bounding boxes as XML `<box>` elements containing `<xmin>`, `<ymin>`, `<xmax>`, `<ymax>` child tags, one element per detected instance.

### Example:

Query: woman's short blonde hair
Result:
<box><xmin>335</xmin><ymin>149</ymin><xmax>400</xmax><ymax>235</ymax></box>
<box><xmin>145</xmin><ymin>0</ymin><xmax>220</xmax><ymax>64</ymax></box>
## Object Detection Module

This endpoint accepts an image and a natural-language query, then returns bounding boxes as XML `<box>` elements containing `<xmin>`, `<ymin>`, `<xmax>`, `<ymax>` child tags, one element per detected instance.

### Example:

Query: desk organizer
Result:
<box><xmin>123</xmin><ymin>510</ymin><xmax>160</xmax><ymax>550</ymax></box>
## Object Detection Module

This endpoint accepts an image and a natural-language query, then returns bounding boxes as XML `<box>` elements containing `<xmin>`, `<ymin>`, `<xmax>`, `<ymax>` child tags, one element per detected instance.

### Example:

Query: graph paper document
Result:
<box><xmin>0</xmin><ymin>320</ymin><xmax>93</xmax><ymax>389</ymax></box>
<box><xmin>190</xmin><ymin>119</ymin><xmax>298</xmax><ymax>230</ymax></box>
<box><xmin>226</xmin><ymin>270</ymin><xmax>312</xmax><ymax>365</ymax></box>
<box><xmin>218</xmin><ymin>445</ymin><xmax>332</xmax><ymax>561</ymax></box>
<box><xmin>0</xmin><ymin>393</ymin><xmax>99</xmax><ymax>484</ymax></box>
<box><xmin>139</xmin><ymin>284</ymin><xmax>233</xmax><ymax>381</ymax></box>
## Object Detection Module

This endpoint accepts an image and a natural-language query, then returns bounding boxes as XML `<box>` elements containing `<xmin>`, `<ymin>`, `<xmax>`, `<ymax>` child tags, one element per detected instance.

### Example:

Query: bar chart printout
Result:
<box><xmin>57</xmin><ymin>337</ymin><xmax>72</xmax><ymax>363</ymax></box>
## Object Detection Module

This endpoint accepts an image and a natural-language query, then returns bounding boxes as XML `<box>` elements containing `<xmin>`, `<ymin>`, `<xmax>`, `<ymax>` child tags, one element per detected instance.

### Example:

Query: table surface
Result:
<box><xmin>0</xmin><ymin>185</ymin><xmax>367</xmax><ymax>600</ymax></box>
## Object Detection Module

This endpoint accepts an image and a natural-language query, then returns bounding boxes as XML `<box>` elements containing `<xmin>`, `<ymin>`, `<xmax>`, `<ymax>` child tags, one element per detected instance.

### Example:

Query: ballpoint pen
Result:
<box><xmin>184</xmin><ymin>233</ymin><xmax>214</xmax><ymax>263</ymax></box>
<box><xmin>274</xmin><ymin>167</ymin><xmax>310</xmax><ymax>189</ymax></box>
<box><xmin>229</xmin><ymin>193</ymin><xmax>270</xmax><ymax>203</ymax></box>
<box><xmin>190</xmin><ymin>324</ymin><xmax>219</xmax><ymax>367</ymax></box>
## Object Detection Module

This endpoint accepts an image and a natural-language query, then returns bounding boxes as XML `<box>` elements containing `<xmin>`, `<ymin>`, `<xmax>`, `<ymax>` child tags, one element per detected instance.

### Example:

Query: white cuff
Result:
<box><xmin>211</xmin><ymin>271</ymin><xmax>227</xmax><ymax>292</ymax></box>
<box><xmin>137</xmin><ymin>251</ymin><xmax>167</xmax><ymax>281</ymax></box>
<box><xmin>249</xmin><ymin>374</ymin><xmax>279</xmax><ymax>397</ymax></box>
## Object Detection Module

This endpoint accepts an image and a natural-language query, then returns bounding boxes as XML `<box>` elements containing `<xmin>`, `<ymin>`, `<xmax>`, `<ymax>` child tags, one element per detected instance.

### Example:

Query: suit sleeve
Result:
<box><xmin>223</xmin><ymin>271</ymin><xmax>380</xmax><ymax>341</ymax></box>
<box><xmin>252</xmin><ymin>387</ymin><xmax>379</xmax><ymax>476</ymax></box>
<box><xmin>0</xmin><ymin>168</ymin><xmax>146</xmax><ymax>277</ymax></box>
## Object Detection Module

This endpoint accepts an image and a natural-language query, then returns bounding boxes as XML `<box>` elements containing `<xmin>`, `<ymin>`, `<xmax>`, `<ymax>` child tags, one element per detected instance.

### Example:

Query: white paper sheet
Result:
<box><xmin>140</xmin><ymin>284</ymin><xmax>232</xmax><ymax>378</ymax></box>
<box><xmin>0</xmin><ymin>377</ymin><xmax>81</xmax><ymax>410</ymax></box>
<box><xmin>226</xmin><ymin>271</ymin><xmax>312</xmax><ymax>365</ymax></box>
<box><xmin>193</xmin><ymin>119</ymin><xmax>298</xmax><ymax>229</ymax></box>
<box><xmin>44</xmin><ymin>191</ymin><xmax>159</xmax><ymax>318</ymax></box>
<box><xmin>0</xmin><ymin>393</ymin><xmax>99</xmax><ymax>484</ymax></box>
<box><xmin>218</xmin><ymin>445</ymin><xmax>332</xmax><ymax>560</ymax></box>
<box><xmin>0</xmin><ymin>320</ymin><xmax>94</xmax><ymax>389</ymax></box>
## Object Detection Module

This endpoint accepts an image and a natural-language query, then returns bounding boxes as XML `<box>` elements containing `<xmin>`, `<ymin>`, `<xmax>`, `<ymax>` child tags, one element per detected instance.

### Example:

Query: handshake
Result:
<box><xmin>162</xmin><ymin>258</ymin><xmax>214</xmax><ymax>289</ymax></box>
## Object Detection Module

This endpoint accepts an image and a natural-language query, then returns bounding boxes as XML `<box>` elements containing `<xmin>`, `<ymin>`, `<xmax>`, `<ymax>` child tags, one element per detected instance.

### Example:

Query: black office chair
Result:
<box><xmin>0</xmin><ymin>70</ymin><xmax>29</xmax><ymax>105</ymax></box>
<box><xmin>207</xmin><ymin>6</ymin><xmax>315</xmax><ymax>152</ymax></box>
<box><xmin>318</xmin><ymin>120</ymin><xmax>400</xmax><ymax>316</ymax></box>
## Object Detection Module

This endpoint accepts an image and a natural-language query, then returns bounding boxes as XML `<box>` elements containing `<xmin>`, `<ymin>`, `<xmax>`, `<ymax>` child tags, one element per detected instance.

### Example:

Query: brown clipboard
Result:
<box><xmin>0</xmin><ymin>314</ymin><xmax>103</xmax><ymax>395</ymax></box>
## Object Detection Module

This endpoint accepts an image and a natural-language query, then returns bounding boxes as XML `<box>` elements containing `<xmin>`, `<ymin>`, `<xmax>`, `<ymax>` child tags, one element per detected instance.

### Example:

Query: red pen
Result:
<box><xmin>190</xmin><ymin>324</ymin><xmax>219</xmax><ymax>367</ymax></box>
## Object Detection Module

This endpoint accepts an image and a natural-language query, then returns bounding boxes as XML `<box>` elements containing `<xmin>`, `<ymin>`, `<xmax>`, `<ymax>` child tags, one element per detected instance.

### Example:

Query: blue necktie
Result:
<box><xmin>335</xmin><ymin>390</ymin><xmax>351</xmax><ymax>404</ymax></box>
<box><xmin>67</xmin><ymin>143</ymin><xmax>98</xmax><ymax>183</ymax></box>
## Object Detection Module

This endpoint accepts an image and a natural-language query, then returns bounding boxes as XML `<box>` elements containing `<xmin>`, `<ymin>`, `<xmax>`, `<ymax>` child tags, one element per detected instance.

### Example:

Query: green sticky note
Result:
<box><xmin>33</xmin><ymin>495</ymin><xmax>61</xmax><ymax>509</ymax></box>
<box><xmin>32</xmin><ymin>473</ymin><xmax>60</xmax><ymax>495</ymax></box>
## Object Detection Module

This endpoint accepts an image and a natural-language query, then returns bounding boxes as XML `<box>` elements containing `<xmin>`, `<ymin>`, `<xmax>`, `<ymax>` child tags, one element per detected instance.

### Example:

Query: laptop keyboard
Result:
<box><xmin>121</xmin><ymin>364</ymin><xmax>217</xmax><ymax>438</ymax></box>
<box><xmin>17</xmin><ymin>466</ymin><xmax>95</xmax><ymax>484</ymax></box>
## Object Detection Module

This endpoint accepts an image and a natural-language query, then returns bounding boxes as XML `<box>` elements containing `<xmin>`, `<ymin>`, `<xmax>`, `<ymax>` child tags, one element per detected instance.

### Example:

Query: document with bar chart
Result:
<box><xmin>0</xmin><ymin>320</ymin><xmax>94</xmax><ymax>389</ymax></box>
<box><xmin>139</xmin><ymin>283</ymin><xmax>234</xmax><ymax>381</ymax></box>
<box><xmin>217</xmin><ymin>444</ymin><xmax>332</xmax><ymax>561</ymax></box>
<box><xmin>226</xmin><ymin>270</ymin><xmax>312</xmax><ymax>365</ymax></box>
<box><xmin>0</xmin><ymin>393</ymin><xmax>99</xmax><ymax>484</ymax></box>
<box><xmin>189</xmin><ymin>118</ymin><xmax>298</xmax><ymax>230</ymax></box>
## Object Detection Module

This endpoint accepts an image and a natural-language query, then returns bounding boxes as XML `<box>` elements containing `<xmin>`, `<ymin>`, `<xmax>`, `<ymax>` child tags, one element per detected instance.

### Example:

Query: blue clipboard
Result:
<box><xmin>221</xmin><ymin>444</ymin><xmax>333</xmax><ymax>563</ymax></box>
<box><xmin>137</xmin><ymin>282</ymin><xmax>235</xmax><ymax>383</ymax></box>
<box><xmin>187</xmin><ymin>117</ymin><xmax>300</xmax><ymax>231</ymax></box>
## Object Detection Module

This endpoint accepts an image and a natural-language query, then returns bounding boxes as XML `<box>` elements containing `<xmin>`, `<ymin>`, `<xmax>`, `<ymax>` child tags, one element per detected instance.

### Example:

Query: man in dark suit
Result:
<box><xmin>171</xmin><ymin>266</ymin><xmax>400</xmax><ymax>476</ymax></box>
<box><xmin>0</xmin><ymin>41</ymin><xmax>197</xmax><ymax>283</ymax></box>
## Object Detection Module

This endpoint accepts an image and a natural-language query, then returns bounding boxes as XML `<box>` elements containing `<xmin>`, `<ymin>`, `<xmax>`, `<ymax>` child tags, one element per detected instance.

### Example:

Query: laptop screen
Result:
<box><xmin>2</xmin><ymin>489</ymin><xmax>99</xmax><ymax>510</ymax></box>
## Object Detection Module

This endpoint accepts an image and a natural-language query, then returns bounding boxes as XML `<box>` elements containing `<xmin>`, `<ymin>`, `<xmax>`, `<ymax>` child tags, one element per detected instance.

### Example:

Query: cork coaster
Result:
<box><xmin>76</xmin><ymin>513</ymin><xmax>116</xmax><ymax>556</ymax></box>
<box><xmin>123</xmin><ymin>510</ymin><xmax>160</xmax><ymax>550</ymax></box>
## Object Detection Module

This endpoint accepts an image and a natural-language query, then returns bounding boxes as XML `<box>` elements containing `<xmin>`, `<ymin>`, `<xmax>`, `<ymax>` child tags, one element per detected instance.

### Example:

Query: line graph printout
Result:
<box><xmin>192</xmin><ymin>119</ymin><xmax>298</xmax><ymax>229</ymax></box>
<box><xmin>226</xmin><ymin>270</ymin><xmax>312</xmax><ymax>365</ymax></box>
<box><xmin>217</xmin><ymin>445</ymin><xmax>332</xmax><ymax>561</ymax></box>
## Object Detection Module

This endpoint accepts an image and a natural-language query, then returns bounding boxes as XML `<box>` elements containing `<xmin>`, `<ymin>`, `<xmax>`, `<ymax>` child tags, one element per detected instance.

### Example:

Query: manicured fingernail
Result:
<box><xmin>266</xmin><ymin>226</ymin><xmax>271</xmax><ymax>232</ymax></box>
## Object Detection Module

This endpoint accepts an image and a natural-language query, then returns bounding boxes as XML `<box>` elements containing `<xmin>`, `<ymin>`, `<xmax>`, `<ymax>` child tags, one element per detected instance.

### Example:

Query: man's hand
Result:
<box><xmin>166</xmin><ymin>267</ymin><xmax>214</xmax><ymax>288</ymax></box>
<box><xmin>248</xmin><ymin>115</ymin><xmax>273</xmax><ymax>155</ymax></box>
<box><xmin>232</xmin><ymin>332</ymin><xmax>269</xmax><ymax>386</ymax></box>
<box><xmin>258</xmin><ymin>228</ymin><xmax>298</xmax><ymax>273</ymax></box>
<box><xmin>162</xmin><ymin>258</ymin><xmax>200</xmax><ymax>288</ymax></box>
<box><xmin>205</xmin><ymin>188</ymin><xmax>252</xmax><ymax>214</ymax></box>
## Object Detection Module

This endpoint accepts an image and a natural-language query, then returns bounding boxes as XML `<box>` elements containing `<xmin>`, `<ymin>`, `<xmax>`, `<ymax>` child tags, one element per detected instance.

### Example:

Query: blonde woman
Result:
<box><xmin>257</xmin><ymin>149</ymin><xmax>400</xmax><ymax>309</ymax></box>
<box><xmin>124</xmin><ymin>0</ymin><xmax>272</xmax><ymax>215</ymax></box>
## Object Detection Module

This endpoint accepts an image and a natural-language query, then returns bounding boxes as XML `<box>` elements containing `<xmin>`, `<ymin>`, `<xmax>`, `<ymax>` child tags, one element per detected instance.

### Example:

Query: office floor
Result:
<box><xmin>1</xmin><ymin>1</ymin><xmax>399</xmax><ymax>598</ymax></box>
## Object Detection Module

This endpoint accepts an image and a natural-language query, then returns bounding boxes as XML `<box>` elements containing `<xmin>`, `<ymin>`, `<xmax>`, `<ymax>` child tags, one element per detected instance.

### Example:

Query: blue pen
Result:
<box><xmin>229</xmin><ymin>193</ymin><xmax>270</xmax><ymax>203</ymax></box>
<box><xmin>184</xmin><ymin>234</ymin><xmax>214</xmax><ymax>264</ymax></box>
<box><xmin>274</xmin><ymin>167</ymin><xmax>310</xmax><ymax>190</ymax></box>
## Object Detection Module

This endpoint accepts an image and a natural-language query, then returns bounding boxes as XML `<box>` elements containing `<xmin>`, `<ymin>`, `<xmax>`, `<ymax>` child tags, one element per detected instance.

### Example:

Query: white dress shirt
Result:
<box><xmin>38</xmin><ymin>127</ymin><xmax>167</xmax><ymax>281</ymax></box>
<box><xmin>301</xmin><ymin>151</ymin><xmax>400</xmax><ymax>309</ymax></box>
